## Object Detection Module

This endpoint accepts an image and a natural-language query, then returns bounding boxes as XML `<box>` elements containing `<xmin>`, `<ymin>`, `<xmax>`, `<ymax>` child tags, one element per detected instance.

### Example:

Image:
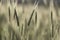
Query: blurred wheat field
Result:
<box><xmin>0</xmin><ymin>0</ymin><xmax>60</xmax><ymax>40</ymax></box>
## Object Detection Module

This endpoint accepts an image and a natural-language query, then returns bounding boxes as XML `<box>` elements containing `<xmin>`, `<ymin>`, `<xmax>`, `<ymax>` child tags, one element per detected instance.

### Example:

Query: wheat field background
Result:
<box><xmin>0</xmin><ymin>0</ymin><xmax>60</xmax><ymax>40</ymax></box>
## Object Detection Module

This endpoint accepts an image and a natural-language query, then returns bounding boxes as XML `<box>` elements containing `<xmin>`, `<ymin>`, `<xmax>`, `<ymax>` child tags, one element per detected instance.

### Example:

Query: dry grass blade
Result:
<box><xmin>21</xmin><ymin>24</ymin><xmax>23</xmax><ymax>36</ymax></box>
<box><xmin>12</xmin><ymin>31</ymin><xmax>14</xmax><ymax>40</ymax></box>
<box><xmin>22</xmin><ymin>0</ymin><xmax>24</xmax><ymax>14</ymax></box>
<box><xmin>33</xmin><ymin>0</ymin><xmax>38</xmax><ymax>7</ymax></box>
<box><xmin>33</xmin><ymin>1</ymin><xmax>39</xmax><ymax>10</ymax></box>
<box><xmin>25</xmin><ymin>18</ymin><xmax>28</xmax><ymax>33</ymax></box>
<box><xmin>8</xmin><ymin>24</ymin><xmax>21</xmax><ymax>40</ymax></box>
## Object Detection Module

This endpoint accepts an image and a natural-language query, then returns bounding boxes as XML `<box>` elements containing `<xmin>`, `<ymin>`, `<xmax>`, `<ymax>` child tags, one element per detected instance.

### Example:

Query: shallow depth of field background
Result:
<box><xmin>0</xmin><ymin>0</ymin><xmax>60</xmax><ymax>40</ymax></box>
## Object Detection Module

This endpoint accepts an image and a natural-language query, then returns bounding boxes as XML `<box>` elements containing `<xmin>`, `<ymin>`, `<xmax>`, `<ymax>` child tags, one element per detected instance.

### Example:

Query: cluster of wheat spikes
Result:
<box><xmin>0</xmin><ymin>0</ymin><xmax>60</xmax><ymax>40</ymax></box>
<box><xmin>50</xmin><ymin>0</ymin><xmax>60</xmax><ymax>40</ymax></box>
<box><xmin>7</xmin><ymin>2</ymin><xmax>38</xmax><ymax>40</ymax></box>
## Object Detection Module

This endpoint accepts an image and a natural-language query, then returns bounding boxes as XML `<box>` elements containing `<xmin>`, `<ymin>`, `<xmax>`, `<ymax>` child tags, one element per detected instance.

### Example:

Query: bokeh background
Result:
<box><xmin>0</xmin><ymin>0</ymin><xmax>60</xmax><ymax>40</ymax></box>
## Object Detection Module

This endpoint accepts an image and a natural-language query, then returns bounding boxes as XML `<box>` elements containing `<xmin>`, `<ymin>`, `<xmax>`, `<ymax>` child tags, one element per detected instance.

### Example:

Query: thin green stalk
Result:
<box><xmin>35</xmin><ymin>11</ymin><xmax>37</xmax><ymax>24</ymax></box>
<box><xmin>51</xmin><ymin>11</ymin><xmax>54</xmax><ymax>38</ymax></box>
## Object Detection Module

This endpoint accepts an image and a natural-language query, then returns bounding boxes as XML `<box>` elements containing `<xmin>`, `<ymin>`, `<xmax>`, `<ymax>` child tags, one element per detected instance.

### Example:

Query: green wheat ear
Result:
<box><xmin>8</xmin><ymin>7</ymin><xmax>11</xmax><ymax>22</ymax></box>
<box><xmin>51</xmin><ymin>11</ymin><xmax>54</xmax><ymax>38</ymax></box>
<box><xmin>28</xmin><ymin>9</ymin><xmax>35</xmax><ymax>26</ymax></box>
<box><xmin>14</xmin><ymin>8</ymin><xmax>19</xmax><ymax>26</ymax></box>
